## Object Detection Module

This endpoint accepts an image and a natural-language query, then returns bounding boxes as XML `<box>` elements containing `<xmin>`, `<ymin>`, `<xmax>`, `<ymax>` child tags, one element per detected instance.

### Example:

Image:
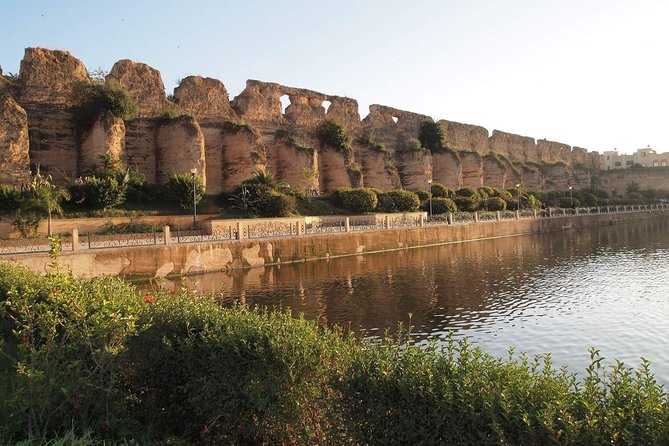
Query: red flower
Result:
<box><xmin>144</xmin><ymin>295</ymin><xmax>155</xmax><ymax>304</ymax></box>
<box><xmin>19</xmin><ymin>337</ymin><xmax>29</xmax><ymax>345</ymax></box>
<box><xmin>51</xmin><ymin>290</ymin><xmax>59</xmax><ymax>296</ymax></box>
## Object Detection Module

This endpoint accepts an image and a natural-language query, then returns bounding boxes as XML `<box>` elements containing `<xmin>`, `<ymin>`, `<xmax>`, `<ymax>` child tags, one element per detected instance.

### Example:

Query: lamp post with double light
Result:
<box><xmin>515</xmin><ymin>183</ymin><xmax>521</xmax><ymax>210</ymax></box>
<box><xmin>569</xmin><ymin>186</ymin><xmax>573</xmax><ymax>208</ymax></box>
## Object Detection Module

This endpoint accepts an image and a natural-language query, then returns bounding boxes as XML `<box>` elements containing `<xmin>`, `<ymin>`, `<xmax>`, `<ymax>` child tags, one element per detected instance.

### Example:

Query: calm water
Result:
<box><xmin>154</xmin><ymin>216</ymin><xmax>669</xmax><ymax>383</ymax></box>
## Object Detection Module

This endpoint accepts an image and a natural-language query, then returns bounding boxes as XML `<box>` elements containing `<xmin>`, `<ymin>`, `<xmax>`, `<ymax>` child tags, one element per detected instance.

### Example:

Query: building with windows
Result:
<box><xmin>600</xmin><ymin>146</ymin><xmax>669</xmax><ymax>170</ymax></box>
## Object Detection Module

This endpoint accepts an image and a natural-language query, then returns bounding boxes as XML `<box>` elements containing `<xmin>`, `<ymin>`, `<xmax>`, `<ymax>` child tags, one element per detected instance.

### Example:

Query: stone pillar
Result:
<box><xmin>345</xmin><ymin>217</ymin><xmax>350</xmax><ymax>232</ymax></box>
<box><xmin>163</xmin><ymin>226</ymin><xmax>171</xmax><ymax>245</ymax></box>
<box><xmin>236</xmin><ymin>222</ymin><xmax>243</xmax><ymax>240</ymax></box>
<box><xmin>447</xmin><ymin>213</ymin><xmax>453</xmax><ymax>225</ymax></box>
<box><xmin>533</xmin><ymin>209</ymin><xmax>538</xmax><ymax>218</ymax></box>
<box><xmin>384</xmin><ymin>215</ymin><xmax>390</xmax><ymax>229</ymax></box>
<box><xmin>515</xmin><ymin>210</ymin><xmax>520</xmax><ymax>220</ymax></box>
<box><xmin>548</xmin><ymin>208</ymin><xmax>552</xmax><ymax>218</ymax></box>
<box><xmin>496</xmin><ymin>211</ymin><xmax>501</xmax><ymax>221</ymax></box>
<box><xmin>420</xmin><ymin>215</ymin><xmax>425</xmax><ymax>227</ymax></box>
<box><xmin>473</xmin><ymin>212</ymin><xmax>479</xmax><ymax>223</ymax></box>
<box><xmin>71</xmin><ymin>228</ymin><xmax>79</xmax><ymax>251</ymax></box>
<box><xmin>575</xmin><ymin>208</ymin><xmax>579</xmax><ymax>215</ymax></box>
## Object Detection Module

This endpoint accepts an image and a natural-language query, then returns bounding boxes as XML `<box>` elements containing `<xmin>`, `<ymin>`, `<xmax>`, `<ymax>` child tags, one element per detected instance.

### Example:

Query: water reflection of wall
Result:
<box><xmin>153</xmin><ymin>218</ymin><xmax>669</xmax><ymax>338</ymax></box>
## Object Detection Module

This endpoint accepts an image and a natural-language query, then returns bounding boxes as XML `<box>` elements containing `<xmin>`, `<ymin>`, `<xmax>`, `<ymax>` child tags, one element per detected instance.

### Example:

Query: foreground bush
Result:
<box><xmin>428</xmin><ymin>197</ymin><xmax>458</xmax><ymax>214</ymax></box>
<box><xmin>2</xmin><ymin>264</ymin><xmax>669</xmax><ymax>445</ymax></box>
<box><xmin>336</xmin><ymin>187</ymin><xmax>378</xmax><ymax>213</ymax></box>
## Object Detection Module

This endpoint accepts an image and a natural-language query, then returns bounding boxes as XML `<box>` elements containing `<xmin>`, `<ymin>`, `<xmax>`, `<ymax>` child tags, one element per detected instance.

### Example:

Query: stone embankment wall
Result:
<box><xmin>3</xmin><ymin>210</ymin><xmax>665</xmax><ymax>278</ymax></box>
<box><xmin>1</xmin><ymin>46</ymin><xmax>655</xmax><ymax>195</ymax></box>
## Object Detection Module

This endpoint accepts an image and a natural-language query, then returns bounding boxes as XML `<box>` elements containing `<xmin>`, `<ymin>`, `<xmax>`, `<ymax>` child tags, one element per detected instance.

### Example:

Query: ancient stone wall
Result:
<box><xmin>0</xmin><ymin>97</ymin><xmax>30</xmax><ymax>185</ymax></box>
<box><xmin>439</xmin><ymin>120</ymin><xmax>489</xmax><ymax>155</ymax></box>
<box><xmin>0</xmin><ymin>46</ymin><xmax>615</xmax><ymax>196</ymax></box>
<box><xmin>598</xmin><ymin>166</ymin><xmax>669</xmax><ymax>195</ymax></box>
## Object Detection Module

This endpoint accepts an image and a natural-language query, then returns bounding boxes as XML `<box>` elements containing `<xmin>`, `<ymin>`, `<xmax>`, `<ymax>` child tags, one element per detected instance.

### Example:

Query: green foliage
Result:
<box><xmin>430</xmin><ymin>182</ymin><xmax>453</xmax><ymax>198</ymax></box>
<box><xmin>429</xmin><ymin>197</ymin><xmax>457</xmax><ymax>214</ymax></box>
<box><xmin>456</xmin><ymin>187</ymin><xmax>481</xmax><ymax>201</ymax></box>
<box><xmin>404</xmin><ymin>138</ymin><xmax>423</xmax><ymax>151</ymax></box>
<box><xmin>330</xmin><ymin>187</ymin><xmax>353</xmax><ymax>208</ymax></box>
<box><xmin>577</xmin><ymin>191</ymin><xmax>598</xmax><ymax>207</ymax></box>
<box><xmin>478</xmin><ymin>186</ymin><xmax>495</xmax><ymax>200</ymax></box>
<box><xmin>2</xmin><ymin>265</ymin><xmax>669</xmax><ymax>444</ymax></box>
<box><xmin>377</xmin><ymin>190</ymin><xmax>420</xmax><ymax>213</ymax></box>
<box><xmin>314</xmin><ymin>119</ymin><xmax>352</xmax><ymax>156</ymax></box>
<box><xmin>338</xmin><ymin>188</ymin><xmax>379</xmax><ymax>213</ymax></box>
<box><xmin>415</xmin><ymin>189</ymin><xmax>429</xmax><ymax>202</ymax></box>
<box><xmin>97</xmin><ymin>220</ymin><xmax>159</xmax><ymax>235</ymax></box>
<box><xmin>527</xmin><ymin>194</ymin><xmax>543</xmax><ymax>210</ymax></box>
<box><xmin>228</xmin><ymin>170</ymin><xmax>297</xmax><ymax>217</ymax></box>
<box><xmin>0</xmin><ymin>185</ymin><xmax>21</xmax><ymax>212</ymax></box>
<box><xmin>559</xmin><ymin>196</ymin><xmax>580</xmax><ymax>208</ymax></box>
<box><xmin>18</xmin><ymin>168</ymin><xmax>71</xmax><ymax>236</ymax></box>
<box><xmin>483</xmin><ymin>196</ymin><xmax>507</xmax><ymax>211</ymax></box>
<box><xmin>168</xmin><ymin>173</ymin><xmax>205</xmax><ymax>213</ymax></box>
<box><xmin>355</xmin><ymin>133</ymin><xmax>387</xmax><ymax>152</ymax></box>
<box><xmin>72</xmin><ymin>80</ymin><xmax>138</xmax><ymax>127</ymax></box>
<box><xmin>418</xmin><ymin>121</ymin><xmax>445</xmax><ymax>152</ymax></box>
<box><xmin>254</xmin><ymin>188</ymin><xmax>297</xmax><ymax>217</ymax></box>
<box><xmin>0</xmin><ymin>265</ymin><xmax>143</xmax><ymax>441</ymax></box>
<box><xmin>454</xmin><ymin>196</ymin><xmax>479</xmax><ymax>212</ymax></box>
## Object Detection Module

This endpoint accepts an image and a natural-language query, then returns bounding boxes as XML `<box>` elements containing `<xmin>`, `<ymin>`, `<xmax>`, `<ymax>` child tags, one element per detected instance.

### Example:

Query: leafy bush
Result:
<box><xmin>478</xmin><ymin>186</ymin><xmax>495</xmax><ymax>199</ymax></box>
<box><xmin>558</xmin><ymin>196</ymin><xmax>580</xmax><ymax>208</ymax></box>
<box><xmin>527</xmin><ymin>194</ymin><xmax>543</xmax><ymax>209</ymax></box>
<box><xmin>430</xmin><ymin>182</ymin><xmax>452</xmax><ymax>198</ymax></box>
<box><xmin>483</xmin><ymin>196</ymin><xmax>507</xmax><ymax>211</ymax></box>
<box><xmin>330</xmin><ymin>187</ymin><xmax>354</xmax><ymax>208</ymax></box>
<box><xmin>72</xmin><ymin>80</ymin><xmax>138</xmax><ymax>126</ymax></box>
<box><xmin>168</xmin><ymin>173</ymin><xmax>205</xmax><ymax>212</ymax></box>
<box><xmin>456</xmin><ymin>187</ymin><xmax>481</xmax><ymax>201</ymax></box>
<box><xmin>414</xmin><ymin>189</ymin><xmax>429</xmax><ymax>202</ymax></box>
<box><xmin>315</xmin><ymin>119</ymin><xmax>352</xmax><ymax>156</ymax></box>
<box><xmin>578</xmin><ymin>191</ymin><xmax>599</xmax><ymax>207</ymax></box>
<box><xmin>0</xmin><ymin>184</ymin><xmax>21</xmax><ymax>212</ymax></box>
<box><xmin>336</xmin><ymin>188</ymin><xmax>378</xmax><ymax>213</ymax></box>
<box><xmin>429</xmin><ymin>197</ymin><xmax>457</xmax><ymax>214</ymax></box>
<box><xmin>418</xmin><ymin>121</ymin><xmax>445</xmax><ymax>152</ymax></box>
<box><xmin>254</xmin><ymin>188</ymin><xmax>297</xmax><ymax>217</ymax></box>
<box><xmin>80</xmin><ymin>175</ymin><xmax>128</xmax><ymax>210</ymax></box>
<box><xmin>377</xmin><ymin>190</ymin><xmax>420</xmax><ymax>213</ymax></box>
<box><xmin>454</xmin><ymin>196</ymin><xmax>479</xmax><ymax>212</ymax></box>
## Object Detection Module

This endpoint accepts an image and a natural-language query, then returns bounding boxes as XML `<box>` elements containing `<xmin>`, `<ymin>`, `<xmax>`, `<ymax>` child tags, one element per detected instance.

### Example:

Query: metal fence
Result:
<box><xmin>2</xmin><ymin>204</ymin><xmax>668</xmax><ymax>256</ymax></box>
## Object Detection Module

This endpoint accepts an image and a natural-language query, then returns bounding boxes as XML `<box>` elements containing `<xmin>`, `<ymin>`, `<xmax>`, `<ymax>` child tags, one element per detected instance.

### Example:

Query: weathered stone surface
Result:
<box><xmin>489</xmin><ymin>130</ymin><xmax>537</xmax><ymax>162</ymax></box>
<box><xmin>22</xmin><ymin>103</ymin><xmax>78</xmax><ymax>181</ymax></box>
<box><xmin>438</xmin><ymin>120</ymin><xmax>489</xmax><ymax>155</ymax></box>
<box><xmin>0</xmin><ymin>97</ymin><xmax>31</xmax><ymax>185</ymax></box>
<box><xmin>266</xmin><ymin>141</ymin><xmax>317</xmax><ymax>191</ymax></box>
<box><xmin>396</xmin><ymin>149</ymin><xmax>432</xmax><ymax>190</ymax></box>
<box><xmin>201</xmin><ymin>120</ymin><xmax>266</xmax><ymax>194</ymax></box>
<box><xmin>481</xmin><ymin>154</ymin><xmax>507</xmax><ymax>189</ymax></box>
<box><xmin>501</xmin><ymin>159</ymin><xmax>522</xmax><ymax>189</ymax></box>
<box><xmin>17</xmin><ymin>48</ymin><xmax>89</xmax><ymax>106</ymax></box>
<box><xmin>79</xmin><ymin>117</ymin><xmax>125</xmax><ymax>174</ymax></box>
<box><xmin>460</xmin><ymin>151</ymin><xmax>483</xmax><ymax>187</ymax></box>
<box><xmin>571</xmin><ymin>146</ymin><xmax>588</xmax><ymax>166</ymax></box>
<box><xmin>355</xmin><ymin>145</ymin><xmax>402</xmax><ymax>190</ymax></box>
<box><xmin>432</xmin><ymin>151</ymin><xmax>461</xmax><ymax>190</ymax></box>
<box><xmin>173</xmin><ymin>76</ymin><xmax>235</xmax><ymax>121</ymax></box>
<box><xmin>156</xmin><ymin>116</ymin><xmax>206</xmax><ymax>186</ymax></box>
<box><xmin>537</xmin><ymin>139</ymin><xmax>571</xmax><ymax>165</ymax></box>
<box><xmin>362</xmin><ymin>105</ymin><xmax>432</xmax><ymax>154</ymax></box>
<box><xmin>327</xmin><ymin>97</ymin><xmax>361</xmax><ymax>131</ymax></box>
<box><xmin>107</xmin><ymin>59</ymin><xmax>168</xmax><ymax>117</ymax></box>
<box><xmin>318</xmin><ymin>146</ymin><xmax>358</xmax><ymax>192</ymax></box>
<box><xmin>571</xmin><ymin>165</ymin><xmax>592</xmax><ymax>189</ymax></box>
<box><xmin>124</xmin><ymin>119</ymin><xmax>158</xmax><ymax>182</ymax></box>
<box><xmin>542</xmin><ymin>163</ymin><xmax>570</xmax><ymax>189</ymax></box>
<box><xmin>232</xmin><ymin>80</ymin><xmax>284</xmax><ymax>125</ymax></box>
<box><xmin>597</xmin><ymin>166</ymin><xmax>669</xmax><ymax>195</ymax></box>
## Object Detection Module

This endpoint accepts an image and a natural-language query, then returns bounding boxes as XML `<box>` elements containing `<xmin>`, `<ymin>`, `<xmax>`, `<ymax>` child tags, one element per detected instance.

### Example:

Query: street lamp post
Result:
<box><xmin>515</xmin><ymin>183</ymin><xmax>521</xmax><ymax>210</ymax></box>
<box><xmin>190</xmin><ymin>168</ymin><xmax>197</xmax><ymax>229</ymax></box>
<box><xmin>427</xmin><ymin>179</ymin><xmax>433</xmax><ymax>217</ymax></box>
<box><xmin>569</xmin><ymin>186</ymin><xmax>573</xmax><ymax>208</ymax></box>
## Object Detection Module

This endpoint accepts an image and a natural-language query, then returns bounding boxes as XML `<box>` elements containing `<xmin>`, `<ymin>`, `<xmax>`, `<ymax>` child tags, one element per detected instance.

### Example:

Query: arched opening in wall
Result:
<box><xmin>391</xmin><ymin>116</ymin><xmax>399</xmax><ymax>124</ymax></box>
<box><xmin>280</xmin><ymin>94</ymin><xmax>290</xmax><ymax>115</ymax></box>
<box><xmin>323</xmin><ymin>100</ymin><xmax>332</xmax><ymax>114</ymax></box>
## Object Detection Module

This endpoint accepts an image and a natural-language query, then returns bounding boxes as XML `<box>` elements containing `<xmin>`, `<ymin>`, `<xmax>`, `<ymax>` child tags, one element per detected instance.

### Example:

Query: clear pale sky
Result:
<box><xmin>2</xmin><ymin>0</ymin><xmax>668</xmax><ymax>154</ymax></box>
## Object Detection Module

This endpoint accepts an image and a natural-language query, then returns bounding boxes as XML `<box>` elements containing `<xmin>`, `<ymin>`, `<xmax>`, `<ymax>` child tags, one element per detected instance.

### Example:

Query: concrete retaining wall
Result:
<box><xmin>2</xmin><ymin>210</ymin><xmax>666</xmax><ymax>279</ymax></box>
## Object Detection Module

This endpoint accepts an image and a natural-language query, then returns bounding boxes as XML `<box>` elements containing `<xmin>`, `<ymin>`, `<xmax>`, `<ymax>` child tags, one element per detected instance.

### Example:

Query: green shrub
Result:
<box><xmin>558</xmin><ymin>196</ymin><xmax>580</xmax><ymax>208</ymax></box>
<box><xmin>456</xmin><ymin>187</ymin><xmax>481</xmax><ymax>201</ymax></box>
<box><xmin>484</xmin><ymin>196</ymin><xmax>507</xmax><ymax>211</ymax></box>
<box><xmin>454</xmin><ymin>196</ymin><xmax>478</xmax><ymax>212</ymax></box>
<box><xmin>80</xmin><ymin>175</ymin><xmax>128</xmax><ymax>210</ymax></box>
<box><xmin>315</xmin><ymin>119</ymin><xmax>352</xmax><ymax>156</ymax></box>
<box><xmin>255</xmin><ymin>189</ymin><xmax>297</xmax><ymax>217</ymax></box>
<box><xmin>0</xmin><ymin>184</ymin><xmax>21</xmax><ymax>212</ymax></box>
<box><xmin>121</xmin><ymin>296</ymin><xmax>343</xmax><ymax>445</ymax></box>
<box><xmin>578</xmin><ymin>192</ymin><xmax>599</xmax><ymax>207</ymax></box>
<box><xmin>168</xmin><ymin>173</ymin><xmax>205</xmax><ymax>212</ymax></box>
<box><xmin>339</xmin><ymin>188</ymin><xmax>378</xmax><ymax>213</ymax></box>
<box><xmin>414</xmin><ymin>189</ymin><xmax>429</xmax><ymax>202</ymax></box>
<box><xmin>478</xmin><ymin>186</ymin><xmax>495</xmax><ymax>199</ymax></box>
<box><xmin>430</xmin><ymin>182</ymin><xmax>452</xmax><ymax>198</ymax></box>
<box><xmin>377</xmin><ymin>190</ymin><xmax>420</xmax><ymax>213</ymax></box>
<box><xmin>429</xmin><ymin>197</ymin><xmax>457</xmax><ymax>214</ymax></box>
<box><xmin>418</xmin><ymin>121</ymin><xmax>445</xmax><ymax>152</ymax></box>
<box><xmin>497</xmin><ymin>190</ymin><xmax>513</xmax><ymax>201</ymax></box>
<box><xmin>72</xmin><ymin>80</ymin><xmax>138</xmax><ymax>126</ymax></box>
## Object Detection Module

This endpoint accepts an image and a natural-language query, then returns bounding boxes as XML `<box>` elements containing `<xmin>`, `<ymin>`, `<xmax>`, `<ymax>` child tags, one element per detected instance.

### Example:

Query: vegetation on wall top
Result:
<box><xmin>72</xmin><ymin>79</ymin><xmax>138</xmax><ymax>126</ymax></box>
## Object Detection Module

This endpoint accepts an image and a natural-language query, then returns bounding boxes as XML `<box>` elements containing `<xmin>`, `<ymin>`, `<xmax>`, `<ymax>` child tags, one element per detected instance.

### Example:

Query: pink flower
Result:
<box><xmin>19</xmin><ymin>337</ymin><xmax>29</xmax><ymax>345</ymax></box>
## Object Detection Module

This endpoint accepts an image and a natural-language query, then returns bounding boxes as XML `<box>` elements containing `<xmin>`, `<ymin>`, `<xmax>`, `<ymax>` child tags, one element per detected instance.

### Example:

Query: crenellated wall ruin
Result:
<box><xmin>0</xmin><ymin>46</ymin><xmax>614</xmax><ymax>195</ymax></box>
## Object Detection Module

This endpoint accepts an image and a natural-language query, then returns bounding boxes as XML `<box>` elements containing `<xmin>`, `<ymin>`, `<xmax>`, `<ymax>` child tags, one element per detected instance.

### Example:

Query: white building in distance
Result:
<box><xmin>600</xmin><ymin>146</ymin><xmax>669</xmax><ymax>170</ymax></box>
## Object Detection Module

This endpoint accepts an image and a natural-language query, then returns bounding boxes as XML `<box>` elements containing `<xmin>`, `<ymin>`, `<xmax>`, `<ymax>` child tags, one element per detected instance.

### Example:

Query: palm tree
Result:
<box><xmin>25</xmin><ymin>167</ymin><xmax>70</xmax><ymax>237</ymax></box>
<box><xmin>245</xmin><ymin>168</ymin><xmax>292</xmax><ymax>194</ymax></box>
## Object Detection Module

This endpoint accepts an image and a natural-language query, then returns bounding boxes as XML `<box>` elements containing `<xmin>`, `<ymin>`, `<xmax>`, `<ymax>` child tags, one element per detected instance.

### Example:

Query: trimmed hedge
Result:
<box><xmin>338</xmin><ymin>187</ymin><xmax>378</xmax><ymax>213</ymax></box>
<box><xmin>377</xmin><ymin>190</ymin><xmax>420</xmax><ymax>213</ymax></box>
<box><xmin>430</xmin><ymin>182</ymin><xmax>452</xmax><ymax>198</ymax></box>
<box><xmin>454</xmin><ymin>196</ymin><xmax>479</xmax><ymax>212</ymax></box>
<box><xmin>484</xmin><ymin>196</ymin><xmax>507</xmax><ymax>211</ymax></box>
<box><xmin>429</xmin><ymin>197</ymin><xmax>458</xmax><ymax>214</ymax></box>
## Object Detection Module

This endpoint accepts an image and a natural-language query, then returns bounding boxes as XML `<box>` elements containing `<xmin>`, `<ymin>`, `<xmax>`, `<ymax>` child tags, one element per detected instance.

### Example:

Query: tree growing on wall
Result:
<box><xmin>21</xmin><ymin>168</ymin><xmax>71</xmax><ymax>236</ymax></box>
<box><xmin>419</xmin><ymin>121</ymin><xmax>445</xmax><ymax>152</ymax></box>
